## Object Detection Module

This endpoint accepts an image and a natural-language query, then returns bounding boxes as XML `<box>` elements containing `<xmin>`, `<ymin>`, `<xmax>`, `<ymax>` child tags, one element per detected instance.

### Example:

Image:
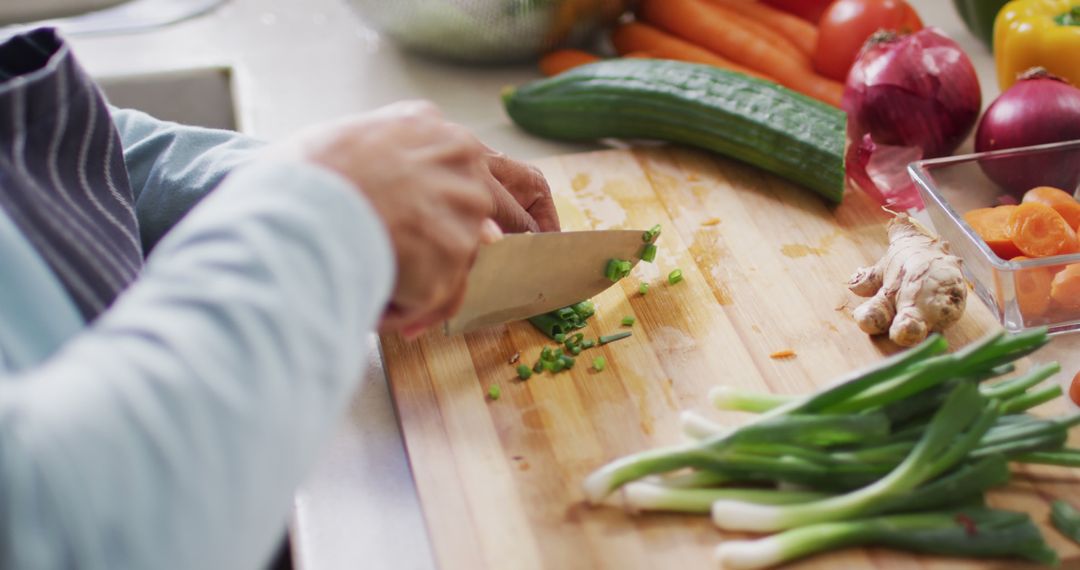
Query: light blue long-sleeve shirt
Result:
<box><xmin>0</xmin><ymin>109</ymin><xmax>396</xmax><ymax>568</ymax></box>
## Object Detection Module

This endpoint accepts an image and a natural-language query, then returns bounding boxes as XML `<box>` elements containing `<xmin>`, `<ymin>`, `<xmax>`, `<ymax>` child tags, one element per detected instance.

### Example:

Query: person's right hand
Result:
<box><xmin>278</xmin><ymin>100</ymin><xmax>497</xmax><ymax>337</ymax></box>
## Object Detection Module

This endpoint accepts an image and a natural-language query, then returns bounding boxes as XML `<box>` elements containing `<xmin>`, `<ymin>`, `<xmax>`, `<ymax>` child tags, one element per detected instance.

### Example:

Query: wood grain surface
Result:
<box><xmin>380</xmin><ymin>147</ymin><xmax>1080</xmax><ymax>570</ymax></box>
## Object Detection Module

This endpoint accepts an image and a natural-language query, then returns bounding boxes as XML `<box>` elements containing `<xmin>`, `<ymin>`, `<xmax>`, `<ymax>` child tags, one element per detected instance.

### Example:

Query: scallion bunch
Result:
<box><xmin>583</xmin><ymin>328</ymin><xmax>1075</xmax><ymax>568</ymax></box>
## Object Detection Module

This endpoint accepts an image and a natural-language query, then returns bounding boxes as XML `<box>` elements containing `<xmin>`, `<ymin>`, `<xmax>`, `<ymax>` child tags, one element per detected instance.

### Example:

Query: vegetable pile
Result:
<box><xmin>516</xmin><ymin>225</ymin><xmax>679</xmax><ymax>379</ymax></box>
<box><xmin>583</xmin><ymin>328</ymin><xmax>1080</xmax><ymax>568</ymax></box>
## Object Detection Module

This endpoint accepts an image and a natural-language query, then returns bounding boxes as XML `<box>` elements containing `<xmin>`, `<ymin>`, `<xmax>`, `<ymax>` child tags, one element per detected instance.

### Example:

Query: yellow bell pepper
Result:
<box><xmin>994</xmin><ymin>0</ymin><xmax>1080</xmax><ymax>90</ymax></box>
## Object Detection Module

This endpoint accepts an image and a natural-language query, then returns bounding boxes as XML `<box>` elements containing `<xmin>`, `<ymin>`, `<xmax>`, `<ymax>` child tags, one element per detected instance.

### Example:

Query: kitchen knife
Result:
<box><xmin>444</xmin><ymin>230</ymin><xmax>646</xmax><ymax>335</ymax></box>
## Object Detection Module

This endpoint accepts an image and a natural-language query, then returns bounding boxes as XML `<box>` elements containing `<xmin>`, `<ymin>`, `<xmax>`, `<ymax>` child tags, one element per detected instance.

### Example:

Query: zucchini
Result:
<box><xmin>502</xmin><ymin>59</ymin><xmax>847</xmax><ymax>203</ymax></box>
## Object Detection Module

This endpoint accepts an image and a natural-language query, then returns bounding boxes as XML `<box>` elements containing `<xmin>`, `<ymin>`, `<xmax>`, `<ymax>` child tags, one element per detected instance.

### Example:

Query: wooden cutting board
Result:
<box><xmin>380</xmin><ymin>147</ymin><xmax>1080</xmax><ymax>570</ymax></box>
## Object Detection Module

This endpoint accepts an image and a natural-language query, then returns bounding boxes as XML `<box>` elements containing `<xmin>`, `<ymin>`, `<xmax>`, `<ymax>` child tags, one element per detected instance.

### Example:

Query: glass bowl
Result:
<box><xmin>909</xmin><ymin>139</ymin><xmax>1080</xmax><ymax>336</ymax></box>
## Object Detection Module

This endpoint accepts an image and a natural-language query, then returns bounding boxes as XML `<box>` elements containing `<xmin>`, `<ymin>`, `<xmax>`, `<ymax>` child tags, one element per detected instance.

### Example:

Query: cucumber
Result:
<box><xmin>502</xmin><ymin>59</ymin><xmax>847</xmax><ymax>203</ymax></box>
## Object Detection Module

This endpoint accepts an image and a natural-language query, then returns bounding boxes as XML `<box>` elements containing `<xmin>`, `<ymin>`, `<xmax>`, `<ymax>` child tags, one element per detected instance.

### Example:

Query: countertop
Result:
<box><xmin>65</xmin><ymin>1</ymin><xmax>1077</xmax><ymax>569</ymax></box>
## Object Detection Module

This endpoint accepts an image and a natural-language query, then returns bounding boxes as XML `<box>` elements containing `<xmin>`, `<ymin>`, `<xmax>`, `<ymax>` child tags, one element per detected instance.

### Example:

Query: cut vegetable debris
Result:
<box><xmin>528</xmin><ymin>300</ymin><xmax>596</xmax><ymax>339</ymax></box>
<box><xmin>583</xmin><ymin>328</ymin><xmax>1075</xmax><ymax>567</ymax></box>
<box><xmin>639</xmin><ymin>282</ymin><xmax>649</xmax><ymax>296</ymax></box>
<box><xmin>606</xmin><ymin>258</ymin><xmax>633</xmax><ymax>282</ymax></box>
<box><xmin>668</xmin><ymin>269</ymin><xmax>684</xmax><ymax>285</ymax></box>
<box><xmin>622</xmin><ymin>316</ymin><xmax>636</xmax><ymax>327</ymax></box>
<box><xmin>593</xmin><ymin>356</ymin><xmax>607</xmax><ymax>372</ymax></box>
<box><xmin>516</xmin><ymin>364</ymin><xmax>532</xmax><ymax>380</ymax></box>
<box><xmin>487</xmin><ymin>385</ymin><xmax>501</xmax><ymax>400</ymax></box>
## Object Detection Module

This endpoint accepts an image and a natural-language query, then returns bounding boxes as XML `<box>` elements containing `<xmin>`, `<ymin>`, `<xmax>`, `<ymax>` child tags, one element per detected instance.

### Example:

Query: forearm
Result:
<box><xmin>0</xmin><ymin>160</ymin><xmax>394</xmax><ymax>569</ymax></box>
<box><xmin>111</xmin><ymin>107</ymin><xmax>265</xmax><ymax>251</ymax></box>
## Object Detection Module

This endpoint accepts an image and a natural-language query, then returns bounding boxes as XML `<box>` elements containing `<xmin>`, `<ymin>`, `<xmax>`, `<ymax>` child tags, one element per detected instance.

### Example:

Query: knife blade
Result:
<box><xmin>444</xmin><ymin>230</ymin><xmax>646</xmax><ymax>335</ymax></box>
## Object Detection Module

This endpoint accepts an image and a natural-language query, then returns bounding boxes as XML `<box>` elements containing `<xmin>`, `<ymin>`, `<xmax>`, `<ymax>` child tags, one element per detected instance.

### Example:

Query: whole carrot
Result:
<box><xmin>639</xmin><ymin>0</ymin><xmax>842</xmax><ymax>106</ymax></box>
<box><xmin>538</xmin><ymin>49</ymin><xmax>601</xmax><ymax>76</ymax></box>
<box><xmin>641</xmin><ymin>0</ymin><xmax>808</xmax><ymax>66</ymax></box>
<box><xmin>611</xmin><ymin>22</ymin><xmax>774</xmax><ymax>81</ymax></box>
<box><xmin>702</xmin><ymin>0</ymin><xmax>818</xmax><ymax>56</ymax></box>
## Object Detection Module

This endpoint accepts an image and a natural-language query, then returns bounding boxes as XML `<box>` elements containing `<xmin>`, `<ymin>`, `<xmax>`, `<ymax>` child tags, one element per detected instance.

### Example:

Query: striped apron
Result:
<box><xmin>0</xmin><ymin>28</ymin><xmax>142</xmax><ymax>322</ymax></box>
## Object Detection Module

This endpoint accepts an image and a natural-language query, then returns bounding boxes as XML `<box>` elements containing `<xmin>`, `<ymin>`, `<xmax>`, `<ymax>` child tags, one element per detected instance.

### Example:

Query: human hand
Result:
<box><xmin>281</xmin><ymin>100</ymin><xmax>497</xmax><ymax>336</ymax></box>
<box><xmin>482</xmin><ymin>149</ymin><xmax>560</xmax><ymax>233</ymax></box>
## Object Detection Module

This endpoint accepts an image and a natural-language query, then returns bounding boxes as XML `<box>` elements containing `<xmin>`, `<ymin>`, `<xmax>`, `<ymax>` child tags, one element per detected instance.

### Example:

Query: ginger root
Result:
<box><xmin>848</xmin><ymin>214</ymin><xmax>966</xmax><ymax>347</ymax></box>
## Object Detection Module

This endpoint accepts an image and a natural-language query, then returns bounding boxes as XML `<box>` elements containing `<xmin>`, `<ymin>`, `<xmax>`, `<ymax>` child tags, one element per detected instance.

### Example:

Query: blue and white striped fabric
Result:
<box><xmin>0</xmin><ymin>28</ymin><xmax>142</xmax><ymax>321</ymax></box>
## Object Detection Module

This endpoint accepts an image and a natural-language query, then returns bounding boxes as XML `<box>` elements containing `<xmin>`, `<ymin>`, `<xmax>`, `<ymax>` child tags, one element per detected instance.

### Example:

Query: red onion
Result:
<box><xmin>975</xmin><ymin>68</ymin><xmax>1080</xmax><ymax>197</ymax></box>
<box><xmin>842</xmin><ymin>28</ymin><xmax>981</xmax><ymax>209</ymax></box>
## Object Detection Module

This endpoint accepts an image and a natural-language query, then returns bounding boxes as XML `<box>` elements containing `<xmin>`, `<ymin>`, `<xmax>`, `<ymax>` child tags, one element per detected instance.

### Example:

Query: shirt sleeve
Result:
<box><xmin>110</xmin><ymin>107</ymin><xmax>265</xmax><ymax>252</ymax></box>
<box><xmin>0</xmin><ymin>158</ymin><xmax>396</xmax><ymax>570</ymax></box>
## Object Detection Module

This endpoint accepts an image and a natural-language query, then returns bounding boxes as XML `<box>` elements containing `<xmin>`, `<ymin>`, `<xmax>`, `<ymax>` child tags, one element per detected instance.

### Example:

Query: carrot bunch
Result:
<box><xmin>963</xmin><ymin>186</ymin><xmax>1080</xmax><ymax>320</ymax></box>
<box><xmin>536</xmin><ymin>0</ymin><xmax>843</xmax><ymax>107</ymax></box>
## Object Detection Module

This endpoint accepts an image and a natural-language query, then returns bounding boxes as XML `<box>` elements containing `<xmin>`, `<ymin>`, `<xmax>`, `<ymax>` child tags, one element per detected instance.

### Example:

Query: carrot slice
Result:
<box><xmin>538</xmin><ymin>49</ymin><xmax>600</xmax><ymax>76</ymax></box>
<box><xmin>1007</xmin><ymin>202</ymin><xmax>1080</xmax><ymax>258</ymax></box>
<box><xmin>1022</xmin><ymin>185</ymin><xmax>1080</xmax><ymax>231</ymax></box>
<box><xmin>963</xmin><ymin>206</ymin><xmax>1023</xmax><ymax>260</ymax></box>
<box><xmin>1011</xmin><ymin>256</ymin><xmax>1055</xmax><ymax>318</ymax></box>
<box><xmin>639</xmin><ymin>0</ymin><xmax>843</xmax><ymax>106</ymax></box>
<box><xmin>611</xmin><ymin>23</ymin><xmax>774</xmax><ymax>81</ymax></box>
<box><xmin>1070</xmin><ymin>369</ymin><xmax>1080</xmax><ymax>407</ymax></box>
<box><xmin>701</xmin><ymin>0</ymin><xmax>817</xmax><ymax>56</ymax></box>
<box><xmin>1050</xmin><ymin>264</ymin><xmax>1080</xmax><ymax>311</ymax></box>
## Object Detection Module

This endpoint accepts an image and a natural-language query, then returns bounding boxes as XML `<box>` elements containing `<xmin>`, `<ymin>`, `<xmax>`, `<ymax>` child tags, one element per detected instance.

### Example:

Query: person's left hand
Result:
<box><xmin>481</xmin><ymin>148</ymin><xmax>560</xmax><ymax>233</ymax></box>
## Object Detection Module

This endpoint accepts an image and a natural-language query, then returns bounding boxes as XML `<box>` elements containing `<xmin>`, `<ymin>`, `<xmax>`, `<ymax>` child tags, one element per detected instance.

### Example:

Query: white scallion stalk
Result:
<box><xmin>582</xmin><ymin>442</ymin><xmax>701</xmax><ymax>504</ymax></box>
<box><xmin>714</xmin><ymin>537</ymin><xmax>786</xmax><ymax>569</ymax></box>
<box><xmin>680</xmin><ymin>410</ymin><xmax>729</xmax><ymax>440</ymax></box>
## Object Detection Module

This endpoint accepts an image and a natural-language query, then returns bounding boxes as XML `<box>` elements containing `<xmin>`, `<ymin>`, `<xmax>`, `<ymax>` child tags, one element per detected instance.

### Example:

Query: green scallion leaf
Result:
<box><xmin>1052</xmin><ymin>500</ymin><xmax>1080</xmax><ymax>545</ymax></box>
<box><xmin>600</xmin><ymin>331</ymin><xmax>632</xmax><ymax>345</ymax></box>
<box><xmin>572</xmin><ymin>301</ymin><xmax>595</xmax><ymax>319</ymax></box>
<box><xmin>668</xmin><ymin>269</ymin><xmax>683</xmax><ymax>285</ymax></box>
<box><xmin>622</xmin><ymin>316</ymin><xmax>636</xmax><ymax>327</ymax></box>
<box><xmin>516</xmin><ymin>364</ymin><xmax>532</xmax><ymax>380</ymax></box>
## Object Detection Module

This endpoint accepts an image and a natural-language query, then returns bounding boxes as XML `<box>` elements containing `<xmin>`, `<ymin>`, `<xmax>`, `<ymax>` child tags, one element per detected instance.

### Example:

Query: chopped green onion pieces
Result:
<box><xmin>599</xmin><ymin>331</ymin><xmax>632</xmax><ymax>345</ymax></box>
<box><xmin>560</xmin><ymin>355</ymin><xmax>575</xmax><ymax>369</ymax></box>
<box><xmin>572</xmin><ymin>300</ymin><xmax>595</xmax><ymax>319</ymax></box>
<box><xmin>552</xmin><ymin>359</ymin><xmax>566</xmax><ymax>373</ymax></box>
<box><xmin>593</xmin><ymin>356</ymin><xmax>607</xmax><ymax>371</ymax></box>
<box><xmin>541</xmin><ymin>347</ymin><xmax>553</xmax><ymax>361</ymax></box>
<box><xmin>487</xmin><ymin>385</ymin><xmax>501</xmax><ymax>400</ymax></box>
<box><xmin>622</xmin><ymin>316</ymin><xmax>636</xmax><ymax>327</ymax></box>
<box><xmin>641</xmin><ymin>243</ymin><xmax>658</xmax><ymax>263</ymax></box>
<box><xmin>554</xmin><ymin>332</ymin><xmax>566</xmax><ymax>343</ymax></box>
<box><xmin>668</xmin><ymin>269</ymin><xmax>683</xmax><ymax>285</ymax></box>
<box><xmin>581</xmin><ymin>339</ymin><xmax>595</xmax><ymax>349</ymax></box>
<box><xmin>605</xmin><ymin>258</ymin><xmax>633</xmax><ymax>282</ymax></box>
<box><xmin>639</xmin><ymin>282</ymin><xmax>649</xmax><ymax>295</ymax></box>
<box><xmin>570</xmin><ymin>345</ymin><xmax>582</xmax><ymax>355</ymax></box>
<box><xmin>532</xmin><ymin>360</ymin><xmax>543</xmax><ymax>373</ymax></box>
<box><xmin>643</xmin><ymin>224</ymin><xmax>661</xmax><ymax>243</ymax></box>
<box><xmin>516</xmin><ymin>364</ymin><xmax>533</xmax><ymax>380</ymax></box>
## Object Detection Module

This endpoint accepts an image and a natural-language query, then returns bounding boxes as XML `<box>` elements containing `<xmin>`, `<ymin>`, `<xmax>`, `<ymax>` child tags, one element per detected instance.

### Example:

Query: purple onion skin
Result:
<box><xmin>843</xmin><ymin>28</ymin><xmax>982</xmax><ymax>160</ymax></box>
<box><xmin>975</xmin><ymin>76</ymin><xmax>1080</xmax><ymax>197</ymax></box>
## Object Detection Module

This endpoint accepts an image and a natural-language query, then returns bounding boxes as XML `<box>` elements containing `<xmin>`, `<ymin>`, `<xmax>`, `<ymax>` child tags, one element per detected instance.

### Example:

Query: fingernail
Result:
<box><xmin>480</xmin><ymin>218</ymin><xmax>504</xmax><ymax>244</ymax></box>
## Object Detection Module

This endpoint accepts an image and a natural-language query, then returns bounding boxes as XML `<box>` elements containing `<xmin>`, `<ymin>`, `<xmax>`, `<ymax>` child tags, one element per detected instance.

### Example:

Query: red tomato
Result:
<box><xmin>813</xmin><ymin>0</ymin><xmax>924</xmax><ymax>82</ymax></box>
<box><xmin>761</xmin><ymin>0</ymin><xmax>833</xmax><ymax>23</ymax></box>
<box><xmin>1071</xmin><ymin>369</ymin><xmax>1080</xmax><ymax>407</ymax></box>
